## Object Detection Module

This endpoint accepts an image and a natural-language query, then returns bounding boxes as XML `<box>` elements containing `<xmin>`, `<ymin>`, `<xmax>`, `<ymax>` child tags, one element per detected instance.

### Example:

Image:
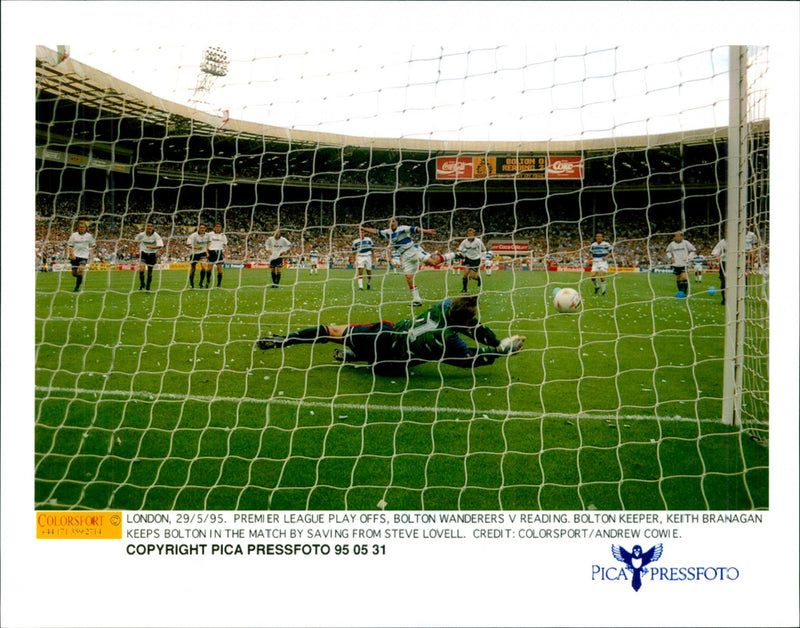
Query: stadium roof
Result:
<box><xmin>36</xmin><ymin>45</ymin><xmax>763</xmax><ymax>155</ymax></box>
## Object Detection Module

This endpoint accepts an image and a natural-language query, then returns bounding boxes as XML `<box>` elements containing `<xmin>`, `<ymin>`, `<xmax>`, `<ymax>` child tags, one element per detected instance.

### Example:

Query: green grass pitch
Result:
<box><xmin>35</xmin><ymin>268</ymin><xmax>768</xmax><ymax>511</ymax></box>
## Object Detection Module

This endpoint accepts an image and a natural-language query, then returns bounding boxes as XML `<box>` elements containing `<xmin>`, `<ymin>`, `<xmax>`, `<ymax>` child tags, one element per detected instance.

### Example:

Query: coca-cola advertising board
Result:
<box><xmin>546</xmin><ymin>156</ymin><xmax>584</xmax><ymax>179</ymax></box>
<box><xmin>435</xmin><ymin>157</ymin><xmax>474</xmax><ymax>179</ymax></box>
<box><xmin>490</xmin><ymin>240</ymin><xmax>529</xmax><ymax>253</ymax></box>
<box><xmin>435</xmin><ymin>155</ymin><xmax>583</xmax><ymax>180</ymax></box>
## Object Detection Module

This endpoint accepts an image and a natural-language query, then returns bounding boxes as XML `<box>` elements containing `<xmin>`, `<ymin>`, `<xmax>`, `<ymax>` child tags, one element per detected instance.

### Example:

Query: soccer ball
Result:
<box><xmin>553</xmin><ymin>287</ymin><xmax>581</xmax><ymax>313</ymax></box>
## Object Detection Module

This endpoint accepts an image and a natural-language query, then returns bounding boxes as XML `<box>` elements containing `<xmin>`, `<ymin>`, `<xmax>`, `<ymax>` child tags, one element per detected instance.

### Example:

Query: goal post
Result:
<box><xmin>722</xmin><ymin>45</ymin><xmax>769</xmax><ymax>440</ymax></box>
<box><xmin>722</xmin><ymin>45</ymin><xmax>747</xmax><ymax>426</ymax></box>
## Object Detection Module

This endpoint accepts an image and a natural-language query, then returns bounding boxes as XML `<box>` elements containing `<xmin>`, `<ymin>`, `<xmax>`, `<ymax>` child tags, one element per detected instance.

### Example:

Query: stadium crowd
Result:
<box><xmin>36</xmin><ymin>196</ymin><xmax>754</xmax><ymax>271</ymax></box>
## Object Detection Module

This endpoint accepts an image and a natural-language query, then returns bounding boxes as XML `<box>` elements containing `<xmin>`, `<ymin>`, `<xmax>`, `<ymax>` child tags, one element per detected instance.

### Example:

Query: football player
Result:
<box><xmin>256</xmin><ymin>295</ymin><xmax>525</xmax><ymax>375</ymax></box>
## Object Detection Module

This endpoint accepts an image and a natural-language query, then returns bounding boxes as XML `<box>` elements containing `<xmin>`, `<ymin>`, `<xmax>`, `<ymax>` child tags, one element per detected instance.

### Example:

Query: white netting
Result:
<box><xmin>740</xmin><ymin>46</ymin><xmax>770</xmax><ymax>443</ymax></box>
<box><xmin>35</xmin><ymin>44</ymin><xmax>768</xmax><ymax>511</ymax></box>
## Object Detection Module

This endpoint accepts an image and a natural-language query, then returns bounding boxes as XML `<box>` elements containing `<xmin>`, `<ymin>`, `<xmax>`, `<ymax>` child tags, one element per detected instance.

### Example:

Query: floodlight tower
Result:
<box><xmin>189</xmin><ymin>46</ymin><xmax>230</xmax><ymax>109</ymax></box>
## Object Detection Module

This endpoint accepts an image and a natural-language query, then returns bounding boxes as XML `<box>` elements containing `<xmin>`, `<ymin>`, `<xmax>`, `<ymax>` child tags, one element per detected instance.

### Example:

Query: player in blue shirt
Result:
<box><xmin>484</xmin><ymin>250</ymin><xmax>494</xmax><ymax>276</ymax></box>
<box><xmin>692</xmin><ymin>252</ymin><xmax>705</xmax><ymax>283</ymax></box>
<box><xmin>351</xmin><ymin>229</ymin><xmax>375</xmax><ymax>290</ymax></box>
<box><xmin>361</xmin><ymin>217</ymin><xmax>460</xmax><ymax>306</ymax></box>
<box><xmin>309</xmin><ymin>248</ymin><xmax>321</xmax><ymax>275</ymax></box>
<box><xmin>588</xmin><ymin>233</ymin><xmax>612</xmax><ymax>295</ymax></box>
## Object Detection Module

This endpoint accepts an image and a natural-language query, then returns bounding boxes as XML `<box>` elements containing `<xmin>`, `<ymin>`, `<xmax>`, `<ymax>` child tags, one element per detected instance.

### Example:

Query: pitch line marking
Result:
<box><xmin>34</xmin><ymin>385</ymin><xmax>713</xmax><ymax>423</ymax></box>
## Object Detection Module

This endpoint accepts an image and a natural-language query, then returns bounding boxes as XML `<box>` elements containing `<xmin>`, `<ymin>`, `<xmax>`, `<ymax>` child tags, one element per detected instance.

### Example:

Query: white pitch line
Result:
<box><xmin>35</xmin><ymin>317</ymin><xmax>725</xmax><ymax>339</ymax></box>
<box><xmin>34</xmin><ymin>385</ymin><xmax>713</xmax><ymax>423</ymax></box>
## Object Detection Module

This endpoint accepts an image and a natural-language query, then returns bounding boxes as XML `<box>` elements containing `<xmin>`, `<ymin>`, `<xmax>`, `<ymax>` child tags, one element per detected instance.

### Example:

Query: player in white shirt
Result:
<box><xmin>265</xmin><ymin>229</ymin><xmax>292</xmax><ymax>288</ymax></box>
<box><xmin>134</xmin><ymin>222</ymin><xmax>164</xmax><ymax>291</ymax></box>
<box><xmin>588</xmin><ymin>233</ymin><xmax>613</xmax><ymax>295</ymax></box>
<box><xmin>447</xmin><ymin>238</ymin><xmax>461</xmax><ymax>276</ymax></box>
<box><xmin>66</xmin><ymin>220</ymin><xmax>96</xmax><ymax>292</ymax></box>
<box><xmin>744</xmin><ymin>229</ymin><xmax>760</xmax><ymax>278</ymax></box>
<box><xmin>457</xmin><ymin>229</ymin><xmax>487</xmax><ymax>293</ymax></box>
<box><xmin>745</xmin><ymin>229</ymin><xmax>759</xmax><ymax>254</ymax></box>
<box><xmin>186</xmin><ymin>223</ymin><xmax>210</xmax><ymax>289</ymax></box>
<box><xmin>665</xmin><ymin>231</ymin><xmax>696</xmax><ymax>296</ymax></box>
<box><xmin>351</xmin><ymin>228</ymin><xmax>375</xmax><ymax>290</ymax></box>
<box><xmin>309</xmin><ymin>248</ymin><xmax>321</xmax><ymax>275</ymax></box>
<box><xmin>207</xmin><ymin>223</ymin><xmax>229</xmax><ymax>287</ymax></box>
<box><xmin>711</xmin><ymin>238</ymin><xmax>727</xmax><ymax>305</ymax></box>
<box><xmin>692</xmin><ymin>252</ymin><xmax>705</xmax><ymax>283</ymax></box>
<box><xmin>361</xmin><ymin>217</ymin><xmax>460</xmax><ymax>306</ymax></box>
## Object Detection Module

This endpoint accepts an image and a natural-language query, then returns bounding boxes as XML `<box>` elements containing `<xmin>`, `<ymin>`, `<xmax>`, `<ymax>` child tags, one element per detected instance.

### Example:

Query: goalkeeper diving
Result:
<box><xmin>256</xmin><ymin>295</ymin><xmax>525</xmax><ymax>375</ymax></box>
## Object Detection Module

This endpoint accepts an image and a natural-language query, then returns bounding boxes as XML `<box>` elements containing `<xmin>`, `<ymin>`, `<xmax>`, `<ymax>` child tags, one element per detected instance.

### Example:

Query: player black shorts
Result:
<box><xmin>139</xmin><ymin>252</ymin><xmax>157</xmax><ymax>267</ymax></box>
<box><xmin>344</xmin><ymin>322</ymin><xmax>396</xmax><ymax>364</ymax></box>
<box><xmin>672</xmin><ymin>265</ymin><xmax>686</xmax><ymax>276</ymax></box>
<box><xmin>208</xmin><ymin>250</ymin><xmax>223</xmax><ymax>264</ymax></box>
<box><xmin>270</xmin><ymin>257</ymin><xmax>283</xmax><ymax>269</ymax></box>
<box><xmin>70</xmin><ymin>257</ymin><xmax>88</xmax><ymax>268</ymax></box>
<box><xmin>463</xmin><ymin>257</ymin><xmax>481</xmax><ymax>271</ymax></box>
<box><xmin>190</xmin><ymin>252</ymin><xmax>207</xmax><ymax>263</ymax></box>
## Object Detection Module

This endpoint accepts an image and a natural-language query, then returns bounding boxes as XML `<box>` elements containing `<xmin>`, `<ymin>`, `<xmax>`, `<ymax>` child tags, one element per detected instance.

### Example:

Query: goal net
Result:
<box><xmin>34</xmin><ymin>43</ymin><xmax>769</xmax><ymax>511</ymax></box>
<box><xmin>724</xmin><ymin>46</ymin><xmax>770</xmax><ymax>444</ymax></box>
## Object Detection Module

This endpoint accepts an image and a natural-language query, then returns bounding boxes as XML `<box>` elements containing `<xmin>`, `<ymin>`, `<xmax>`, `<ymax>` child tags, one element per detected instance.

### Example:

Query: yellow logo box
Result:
<box><xmin>36</xmin><ymin>511</ymin><xmax>123</xmax><ymax>539</ymax></box>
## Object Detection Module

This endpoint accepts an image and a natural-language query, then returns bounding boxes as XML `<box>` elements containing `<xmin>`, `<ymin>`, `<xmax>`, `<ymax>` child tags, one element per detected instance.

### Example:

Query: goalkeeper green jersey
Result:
<box><xmin>389</xmin><ymin>299</ymin><xmax>500</xmax><ymax>366</ymax></box>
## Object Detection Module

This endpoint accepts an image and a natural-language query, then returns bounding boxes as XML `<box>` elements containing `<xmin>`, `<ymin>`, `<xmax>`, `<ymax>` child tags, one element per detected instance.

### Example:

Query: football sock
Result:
<box><xmin>75</xmin><ymin>275</ymin><xmax>83</xmax><ymax>290</ymax></box>
<box><xmin>217</xmin><ymin>273</ymin><xmax>222</xmax><ymax>287</ymax></box>
<box><xmin>139</xmin><ymin>271</ymin><xmax>145</xmax><ymax>288</ymax></box>
<box><xmin>146</xmin><ymin>269</ymin><xmax>153</xmax><ymax>290</ymax></box>
<box><xmin>462</xmin><ymin>277</ymin><xmax>468</xmax><ymax>291</ymax></box>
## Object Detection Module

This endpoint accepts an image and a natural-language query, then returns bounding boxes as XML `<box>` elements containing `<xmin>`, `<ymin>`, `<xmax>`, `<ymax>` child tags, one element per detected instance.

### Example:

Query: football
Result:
<box><xmin>553</xmin><ymin>287</ymin><xmax>581</xmax><ymax>313</ymax></box>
